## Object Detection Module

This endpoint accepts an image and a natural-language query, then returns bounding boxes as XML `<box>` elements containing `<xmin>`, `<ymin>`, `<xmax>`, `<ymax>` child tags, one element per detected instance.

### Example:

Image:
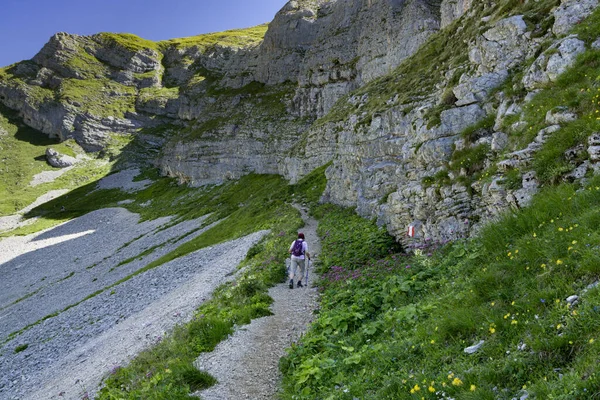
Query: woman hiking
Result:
<box><xmin>288</xmin><ymin>232</ymin><xmax>310</xmax><ymax>289</ymax></box>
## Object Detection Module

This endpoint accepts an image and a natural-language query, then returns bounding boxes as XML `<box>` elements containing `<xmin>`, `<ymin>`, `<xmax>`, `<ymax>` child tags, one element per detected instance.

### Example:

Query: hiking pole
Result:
<box><xmin>305</xmin><ymin>256</ymin><xmax>310</xmax><ymax>288</ymax></box>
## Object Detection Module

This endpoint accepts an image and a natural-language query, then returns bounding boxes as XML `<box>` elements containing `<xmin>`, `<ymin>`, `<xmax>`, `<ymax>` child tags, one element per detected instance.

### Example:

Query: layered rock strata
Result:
<box><xmin>1</xmin><ymin>0</ymin><xmax>599</xmax><ymax>245</ymax></box>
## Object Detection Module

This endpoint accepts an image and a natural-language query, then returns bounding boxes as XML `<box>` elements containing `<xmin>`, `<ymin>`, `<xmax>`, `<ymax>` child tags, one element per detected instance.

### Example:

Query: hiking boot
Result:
<box><xmin>297</xmin><ymin>281</ymin><xmax>303</xmax><ymax>288</ymax></box>
<box><xmin>289</xmin><ymin>279</ymin><xmax>294</xmax><ymax>289</ymax></box>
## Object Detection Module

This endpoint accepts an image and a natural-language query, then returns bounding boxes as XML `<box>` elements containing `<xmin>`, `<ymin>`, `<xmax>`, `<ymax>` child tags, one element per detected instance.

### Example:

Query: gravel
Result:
<box><xmin>96</xmin><ymin>169</ymin><xmax>152</xmax><ymax>192</ymax></box>
<box><xmin>0</xmin><ymin>205</ymin><xmax>268</xmax><ymax>400</ymax></box>
<box><xmin>29</xmin><ymin>167</ymin><xmax>74</xmax><ymax>187</ymax></box>
<box><xmin>194</xmin><ymin>206</ymin><xmax>321</xmax><ymax>400</ymax></box>
<box><xmin>0</xmin><ymin>190</ymin><xmax>69</xmax><ymax>233</ymax></box>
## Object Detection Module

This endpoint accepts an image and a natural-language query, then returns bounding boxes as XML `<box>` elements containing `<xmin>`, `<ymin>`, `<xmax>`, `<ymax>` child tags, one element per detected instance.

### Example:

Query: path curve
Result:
<box><xmin>195</xmin><ymin>205</ymin><xmax>321</xmax><ymax>399</ymax></box>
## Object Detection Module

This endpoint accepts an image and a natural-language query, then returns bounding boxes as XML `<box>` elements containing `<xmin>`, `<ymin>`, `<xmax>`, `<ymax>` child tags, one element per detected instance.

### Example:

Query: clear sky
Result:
<box><xmin>0</xmin><ymin>0</ymin><xmax>287</xmax><ymax>67</ymax></box>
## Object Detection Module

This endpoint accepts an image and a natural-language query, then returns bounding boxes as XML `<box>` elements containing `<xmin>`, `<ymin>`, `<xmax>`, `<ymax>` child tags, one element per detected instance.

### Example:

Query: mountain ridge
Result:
<box><xmin>1</xmin><ymin>0</ymin><xmax>599</xmax><ymax>247</ymax></box>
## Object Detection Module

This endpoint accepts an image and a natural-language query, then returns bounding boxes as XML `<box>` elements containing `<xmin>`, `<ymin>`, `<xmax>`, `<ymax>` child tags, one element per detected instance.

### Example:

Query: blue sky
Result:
<box><xmin>0</xmin><ymin>0</ymin><xmax>287</xmax><ymax>67</ymax></box>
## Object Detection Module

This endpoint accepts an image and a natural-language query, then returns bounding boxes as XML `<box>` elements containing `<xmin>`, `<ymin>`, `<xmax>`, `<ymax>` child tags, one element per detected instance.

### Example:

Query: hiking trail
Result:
<box><xmin>194</xmin><ymin>205</ymin><xmax>321</xmax><ymax>399</ymax></box>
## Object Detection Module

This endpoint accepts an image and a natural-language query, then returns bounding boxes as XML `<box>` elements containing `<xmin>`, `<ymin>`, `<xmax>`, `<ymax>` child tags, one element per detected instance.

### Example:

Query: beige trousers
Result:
<box><xmin>289</xmin><ymin>257</ymin><xmax>306</xmax><ymax>281</ymax></box>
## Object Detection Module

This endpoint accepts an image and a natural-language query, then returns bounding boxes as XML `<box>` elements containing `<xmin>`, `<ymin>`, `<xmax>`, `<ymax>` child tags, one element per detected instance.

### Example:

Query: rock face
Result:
<box><xmin>1</xmin><ymin>0</ymin><xmax>600</xmax><ymax>245</ymax></box>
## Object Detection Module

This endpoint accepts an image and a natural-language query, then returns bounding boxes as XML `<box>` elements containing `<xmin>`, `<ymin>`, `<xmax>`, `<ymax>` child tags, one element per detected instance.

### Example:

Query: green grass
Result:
<box><xmin>96</xmin><ymin>33</ymin><xmax>160</xmax><ymax>53</ymax></box>
<box><xmin>0</xmin><ymin>104</ymin><xmax>112</xmax><ymax>218</ymax></box>
<box><xmin>14</xmin><ymin>344</ymin><xmax>28</xmax><ymax>353</ymax></box>
<box><xmin>280</xmin><ymin>177</ymin><xmax>600</xmax><ymax>399</ymax></box>
<box><xmin>58</xmin><ymin>78</ymin><xmax>137</xmax><ymax>118</ymax></box>
<box><xmin>96</xmin><ymin>167</ymin><xmax>328</xmax><ymax>399</ymax></box>
<box><xmin>159</xmin><ymin>24</ymin><xmax>268</xmax><ymax>51</ymax></box>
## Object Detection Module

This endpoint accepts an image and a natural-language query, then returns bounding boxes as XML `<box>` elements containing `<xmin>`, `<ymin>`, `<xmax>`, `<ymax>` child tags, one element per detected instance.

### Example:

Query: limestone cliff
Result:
<box><xmin>1</xmin><ymin>0</ymin><xmax>599</xmax><ymax>246</ymax></box>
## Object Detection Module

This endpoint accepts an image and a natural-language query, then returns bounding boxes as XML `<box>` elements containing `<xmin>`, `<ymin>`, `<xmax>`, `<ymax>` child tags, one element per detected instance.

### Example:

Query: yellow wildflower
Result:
<box><xmin>489</xmin><ymin>327</ymin><xmax>496</xmax><ymax>334</ymax></box>
<box><xmin>511</xmin><ymin>320</ymin><xmax>518</xmax><ymax>325</ymax></box>
<box><xmin>470</xmin><ymin>384</ymin><xmax>477</xmax><ymax>391</ymax></box>
<box><xmin>590</xmin><ymin>338</ymin><xmax>595</xmax><ymax>344</ymax></box>
<box><xmin>452</xmin><ymin>377</ymin><xmax>463</xmax><ymax>386</ymax></box>
<box><xmin>411</xmin><ymin>384</ymin><xmax>420</xmax><ymax>393</ymax></box>
<box><xmin>428</xmin><ymin>386</ymin><xmax>435</xmax><ymax>393</ymax></box>
<box><xmin>556</xmin><ymin>259</ymin><xmax>563</xmax><ymax>265</ymax></box>
<box><xmin>557</xmin><ymin>324</ymin><xmax>563</xmax><ymax>330</ymax></box>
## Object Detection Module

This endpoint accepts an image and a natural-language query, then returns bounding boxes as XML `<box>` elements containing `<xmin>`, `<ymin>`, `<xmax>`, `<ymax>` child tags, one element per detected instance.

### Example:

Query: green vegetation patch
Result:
<box><xmin>58</xmin><ymin>78</ymin><xmax>137</xmax><ymax>118</ymax></box>
<box><xmin>97</xmin><ymin>167</ymin><xmax>328</xmax><ymax>399</ymax></box>
<box><xmin>159</xmin><ymin>24</ymin><xmax>269</xmax><ymax>51</ymax></box>
<box><xmin>0</xmin><ymin>105</ymin><xmax>110</xmax><ymax>218</ymax></box>
<box><xmin>96</xmin><ymin>33</ymin><xmax>160</xmax><ymax>53</ymax></box>
<box><xmin>280</xmin><ymin>177</ymin><xmax>600</xmax><ymax>399</ymax></box>
<box><xmin>138</xmin><ymin>86</ymin><xmax>180</xmax><ymax>102</ymax></box>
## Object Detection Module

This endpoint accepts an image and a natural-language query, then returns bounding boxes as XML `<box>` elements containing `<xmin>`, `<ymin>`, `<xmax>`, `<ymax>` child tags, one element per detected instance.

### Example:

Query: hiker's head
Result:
<box><xmin>298</xmin><ymin>233</ymin><xmax>305</xmax><ymax>240</ymax></box>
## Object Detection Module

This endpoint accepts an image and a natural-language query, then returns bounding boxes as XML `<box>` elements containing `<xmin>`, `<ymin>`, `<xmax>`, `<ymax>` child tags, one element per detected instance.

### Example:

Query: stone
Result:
<box><xmin>589</xmin><ymin>133</ymin><xmax>600</xmax><ymax>146</ymax></box>
<box><xmin>546</xmin><ymin>107</ymin><xmax>577</xmax><ymax>125</ymax></box>
<box><xmin>439</xmin><ymin>104</ymin><xmax>487</xmax><ymax>136</ymax></box>
<box><xmin>45</xmin><ymin>148</ymin><xmax>78</xmax><ymax>168</ymax></box>
<box><xmin>553</xmin><ymin>0</ymin><xmax>599</xmax><ymax>36</ymax></box>
<box><xmin>441</xmin><ymin>0</ymin><xmax>474</xmax><ymax>28</ymax></box>
<box><xmin>566</xmin><ymin>295</ymin><xmax>579</xmax><ymax>305</ymax></box>
<box><xmin>453</xmin><ymin>71</ymin><xmax>508</xmax><ymax>106</ymax></box>
<box><xmin>491</xmin><ymin>132</ymin><xmax>509</xmax><ymax>152</ymax></box>
<box><xmin>522</xmin><ymin>36</ymin><xmax>586</xmax><ymax>90</ymax></box>
<box><xmin>464</xmin><ymin>340</ymin><xmax>485</xmax><ymax>354</ymax></box>
<box><xmin>469</xmin><ymin>15</ymin><xmax>532</xmax><ymax>75</ymax></box>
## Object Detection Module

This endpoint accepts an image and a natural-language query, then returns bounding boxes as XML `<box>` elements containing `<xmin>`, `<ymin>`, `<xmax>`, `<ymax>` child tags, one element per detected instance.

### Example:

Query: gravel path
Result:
<box><xmin>0</xmin><ymin>189</ymin><xmax>69</xmax><ymax>233</ymax></box>
<box><xmin>195</xmin><ymin>206</ymin><xmax>321</xmax><ymax>400</ymax></box>
<box><xmin>0</xmin><ymin>204</ymin><xmax>268</xmax><ymax>400</ymax></box>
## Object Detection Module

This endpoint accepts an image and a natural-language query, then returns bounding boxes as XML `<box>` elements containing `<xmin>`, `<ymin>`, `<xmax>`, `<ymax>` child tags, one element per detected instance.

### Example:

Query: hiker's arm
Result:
<box><xmin>306</xmin><ymin>251</ymin><xmax>311</xmax><ymax>260</ymax></box>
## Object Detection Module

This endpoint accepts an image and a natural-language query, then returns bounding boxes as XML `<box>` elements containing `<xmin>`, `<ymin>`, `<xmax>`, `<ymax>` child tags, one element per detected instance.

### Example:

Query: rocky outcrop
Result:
<box><xmin>2</xmin><ymin>0</ymin><xmax>600</xmax><ymax>246</ymax></box>
<box><xmin>553</xmin><ymin>0</ymin><xmax>599</xmax><ymax>36</ymax></box>
<box><xmin>522</xmin><ymin>35</ymin><xmax>586</xmax><ymax>90</ymax></box>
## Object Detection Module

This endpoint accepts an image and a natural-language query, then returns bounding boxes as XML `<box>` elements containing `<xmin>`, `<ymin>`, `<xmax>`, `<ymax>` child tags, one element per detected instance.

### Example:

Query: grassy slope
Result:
<box><xmin>159</xmin><ymin>24</ymin><xmax>268</xmax><ymax>51</ymax></box>
<box><xmin>0</xmin><ymin>105</ymin><xmax>111</xmax><ymax>217</ymax></box>
<box><xmin>280</xmin><ymin>179</ymin><xmax>600</xmax><ymax>399</ymax></box>
<box><xmin>278</xmin><ymin>3</ymin><xmax>600</xmax><ymax>400</ymax></box>
<box><xmin>95</xmin><ymin>166</ymin><xmax>328</xmax><ymax>399</ymax></box>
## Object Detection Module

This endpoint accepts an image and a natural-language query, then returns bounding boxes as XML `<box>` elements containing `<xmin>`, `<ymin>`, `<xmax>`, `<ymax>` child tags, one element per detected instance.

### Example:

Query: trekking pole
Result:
<box><xmin>305</xmin><ymin>257</ymin><xmax>310</xmax><ymax>287</ymax></box>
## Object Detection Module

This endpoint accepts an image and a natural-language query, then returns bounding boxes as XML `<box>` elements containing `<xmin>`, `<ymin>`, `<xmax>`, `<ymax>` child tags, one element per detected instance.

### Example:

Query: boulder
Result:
<box><xmin>522</xmin><ymin>36</ymin><xmax>586</xmax><ymax>90</ymax></box>
<box><xmin>553</xmin><ymin>0</ymin><xmax>599</xmax><ymax>36</ymax></box>
<box><xmin>453</xmin><ymin>71</ymin><xmax>508</xmax><ymax>106</ymax></box>
<box><xmin>469</xmin><ymin>15</ymin><xmax>532</xmax><ymax>74</ymax></box>
<box><xmin>441</xmin><ymin>0</ymin><xmax>474</xmax><ymax>28</ymax></box>
<box><xmin>45</xmin><ymin>148</ymin><xmax>78</xmax><ymax>168</ymax></box>
<box><xmin>491</xmin><ymin>131</ymin><xmax>509</xmax><ymax>152</ymax></box>
<box><xmin>546</xmin><ymin>107</ymin><xmax>578</xmax><ymax>125</ymax></box>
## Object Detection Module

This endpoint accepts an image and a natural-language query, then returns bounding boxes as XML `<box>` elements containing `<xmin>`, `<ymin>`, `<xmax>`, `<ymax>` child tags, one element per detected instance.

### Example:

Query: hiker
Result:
<box><xmin>288</xmin><ymin>232</ymin><xmax>310</xmax><ymax>289</ymax></box>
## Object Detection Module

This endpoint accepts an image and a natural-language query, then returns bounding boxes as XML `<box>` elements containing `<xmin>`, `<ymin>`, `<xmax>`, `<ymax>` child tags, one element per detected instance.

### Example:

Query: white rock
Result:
<box><xmin>553</xmin><ymin>0</ymin><xmax>599</xmax><ymax>36</ymax></box>
<box><xmin>464</xmin><ymin>340</ymin><xmax>485</xmax><ymax>354</ymax></box>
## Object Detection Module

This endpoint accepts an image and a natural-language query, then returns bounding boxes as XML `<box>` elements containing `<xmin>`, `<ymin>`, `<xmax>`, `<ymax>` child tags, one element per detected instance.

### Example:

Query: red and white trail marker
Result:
<box><xmin>407</xmin><ymin>225</ymin><xmax>415</xmax><ymax>238</ymax></box>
